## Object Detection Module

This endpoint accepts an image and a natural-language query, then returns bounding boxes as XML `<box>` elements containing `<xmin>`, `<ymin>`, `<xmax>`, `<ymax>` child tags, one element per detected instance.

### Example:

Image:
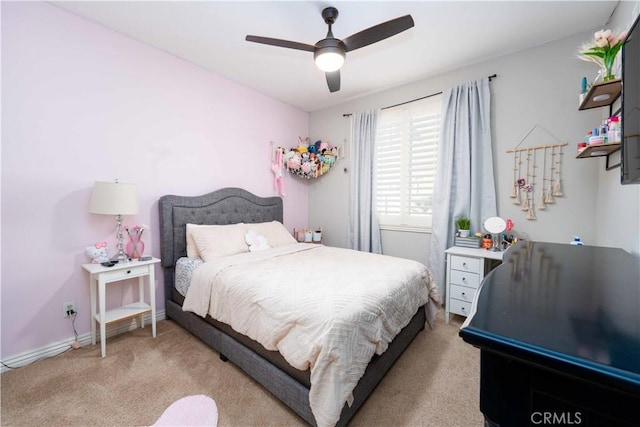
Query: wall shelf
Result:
<box><xmin>576</xmin><ymin>142</ymin><xmax>621</xmax><ymax>158</ymax></box>
<box><xmin>578</xmin><ymin>79</ymin><xmax>621</xmax><ymax>110</ymax></box>
<box><xmin>577</xmin><ymin>78</ymin><xmax>622</xmax><ymax>171</ymax></box>
<box><xmin>576</xmin><ymin>143</ymin><xmax>621</xmax><ymax>170</ymax></box>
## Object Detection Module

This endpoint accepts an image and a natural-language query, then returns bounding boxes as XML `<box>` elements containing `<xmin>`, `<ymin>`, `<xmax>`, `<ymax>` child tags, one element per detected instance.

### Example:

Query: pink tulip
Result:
<box><xmin>617</xmin><ymin>31</ymin><xmax>628</xmax><ymax>43</ymax></box>
<box><xmin>596</xmin><ymin>38</ymin><xmax>609</xmax><ymax>48</ymax></box>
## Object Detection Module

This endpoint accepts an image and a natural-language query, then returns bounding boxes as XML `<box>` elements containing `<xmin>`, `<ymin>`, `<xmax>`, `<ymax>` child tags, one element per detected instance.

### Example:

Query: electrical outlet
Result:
<box><xmin>63</xmin><ymin>301</ymin><xmax>76</xmax><ymax>317</ymax></box>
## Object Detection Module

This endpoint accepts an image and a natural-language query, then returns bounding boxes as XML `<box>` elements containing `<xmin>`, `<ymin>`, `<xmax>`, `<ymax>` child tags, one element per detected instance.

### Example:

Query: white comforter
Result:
<box><xmin>183</xmin><ymin>243</ymin><xmax>440</xmax><ymax>427</ymax></box>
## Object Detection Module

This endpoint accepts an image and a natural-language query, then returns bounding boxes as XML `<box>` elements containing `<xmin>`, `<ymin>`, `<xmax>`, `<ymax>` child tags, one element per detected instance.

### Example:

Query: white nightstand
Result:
<box><xmin>445</xmin><ymin>247</ymin><xmax>505</xmax><ymax>323</ymax></box>
<box><xmin>82</xmin><ymin>257</ymin><xmax>161</xmax><ymax>357</ymax></box>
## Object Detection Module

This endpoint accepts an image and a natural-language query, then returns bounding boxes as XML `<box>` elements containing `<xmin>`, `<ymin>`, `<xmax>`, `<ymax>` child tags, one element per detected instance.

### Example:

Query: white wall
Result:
<box><xmin>309</xmin><ymin>30</ymin><xmax>629</xmax><ymax>262</ymax></box>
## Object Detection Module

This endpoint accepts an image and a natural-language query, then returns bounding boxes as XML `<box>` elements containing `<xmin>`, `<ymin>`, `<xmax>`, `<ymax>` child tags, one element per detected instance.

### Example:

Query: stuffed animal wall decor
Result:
<box><xmin>85</xmin><ymin>241</ymin><xmax>110</xmax><ymax>263</ymax></box>
<box><xmin>280</xmin><ymin>138</ymin><xmax>339</xmax><ymax>179</ymax></box>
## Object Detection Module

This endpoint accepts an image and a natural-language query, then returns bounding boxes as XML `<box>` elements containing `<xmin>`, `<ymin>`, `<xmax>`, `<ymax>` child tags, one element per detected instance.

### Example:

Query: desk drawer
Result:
<box><xmin>449</xmin><ymin>298</ymin><xmax>472</xmax><ymax>317</ymax></box>
<box><xmin>450</xmin><ymin>284</ymin><xmax>477</xmax><ymax>303</ymax></box>
<box><xmin>100</xmin><ymin>264</ymin><xmax>148</xmax><ymax>282</ymax></box>
<box><xmin>450</xmin><ymin>270</ymin><xmax>481</xmax><ymax>289</ymax></box>
<box><xmin>450</xmin><ymin>255</ymin><xmax>481</xmax><ymax>273</ymax></box>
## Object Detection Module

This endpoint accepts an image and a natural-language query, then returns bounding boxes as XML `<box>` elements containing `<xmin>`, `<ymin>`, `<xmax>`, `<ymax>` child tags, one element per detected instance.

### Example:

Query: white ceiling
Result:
<box><xmin>51</xmin><ymin>1</ymin><xmax>618</xmax><ymax>112</ymax></box>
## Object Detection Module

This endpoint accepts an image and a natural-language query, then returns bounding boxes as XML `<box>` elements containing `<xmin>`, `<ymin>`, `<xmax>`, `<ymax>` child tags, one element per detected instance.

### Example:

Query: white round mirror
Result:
<box><xmin>484</xmin><ymin>216</ymin><xmax>506</xmax><ymax>234</ymax></box>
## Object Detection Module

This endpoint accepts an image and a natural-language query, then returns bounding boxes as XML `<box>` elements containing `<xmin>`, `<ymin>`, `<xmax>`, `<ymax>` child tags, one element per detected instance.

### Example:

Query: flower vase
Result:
<box><xmin>602</xmin><ymin>63</ymin><xmax>615</xmax><ymax>82</ymax></box>
<box><xmin>125</xmin><ymin>234</ymin><xmax>145</xmax><ymax>259</ymax></box>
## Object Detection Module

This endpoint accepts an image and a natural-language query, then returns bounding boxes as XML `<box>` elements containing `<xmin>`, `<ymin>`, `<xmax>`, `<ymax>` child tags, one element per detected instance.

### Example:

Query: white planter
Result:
<box><xmin>459</xmin><ymin>229</ymin><xmax>470</xmax><ymax>237</ymax></box>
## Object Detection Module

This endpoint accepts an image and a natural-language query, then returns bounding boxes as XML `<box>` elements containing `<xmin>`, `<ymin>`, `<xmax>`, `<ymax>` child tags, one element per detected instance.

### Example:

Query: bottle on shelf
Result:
<box><xmin>607</xmin><ymin>115</ymin><xmax>621</xmax><ymax>143</ymax></box>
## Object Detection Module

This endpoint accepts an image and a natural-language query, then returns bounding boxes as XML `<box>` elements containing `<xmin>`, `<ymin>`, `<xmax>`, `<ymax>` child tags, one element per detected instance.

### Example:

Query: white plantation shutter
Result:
<box><xmin>375</xmin><ymin>95</ymin><xmax>441</xmax><ymax>229</ymax></box>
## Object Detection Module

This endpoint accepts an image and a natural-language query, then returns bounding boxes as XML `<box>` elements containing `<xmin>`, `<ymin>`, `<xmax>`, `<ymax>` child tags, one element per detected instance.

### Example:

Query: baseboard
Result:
<box><xmin>1</xmin><ymin>310</ymin><xmax>166</xmax><ymax>373</ymax></box>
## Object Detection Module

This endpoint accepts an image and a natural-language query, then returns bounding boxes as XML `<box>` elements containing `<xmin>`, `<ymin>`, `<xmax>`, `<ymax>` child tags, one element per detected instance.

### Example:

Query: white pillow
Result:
<box><xmin>186</xmin><ymin>223</ymin><xmax>246</xmax><ymax>258</ymax></box>
<box><xmin>248</xmin><ymin>221</ymin><xmax>297</xmax><ymax>247</ymax></box>
<box><xmin>189</xmin><ymin>223</ymin><xmax>249</xmax><ymax>262</ymax></box>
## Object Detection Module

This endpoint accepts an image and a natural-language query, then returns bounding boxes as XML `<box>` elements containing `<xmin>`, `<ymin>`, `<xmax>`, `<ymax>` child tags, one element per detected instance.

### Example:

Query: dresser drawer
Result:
<box><xmin>449</xmin><ymin>298</ymin><xmax>472</xmax><ymax>318</ymax></box>
<box><xmin>450</xmin><ymin>255</ymin><xmax>481</xmax><ymax>274</ymax></box>
<box><xmin>450</xmin><ymin>269</ymin><xmax>481</xmax><ymax>289</ymax></box>
<box><xmin>450</xmin><ymin>284</ymin><xmax>477</xmax><ymax>303</ymax></box>
<box><xmin>100</xmin><ymin>264</ymin><xmax>149</xmax><ymax>282</ymax></box>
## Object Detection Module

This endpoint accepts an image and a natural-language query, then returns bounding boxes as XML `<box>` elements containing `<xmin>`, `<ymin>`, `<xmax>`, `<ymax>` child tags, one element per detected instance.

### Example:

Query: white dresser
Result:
<box><xmin>445</xmin><ymin>246</ymin><xmax>505</xmax><ymax>323</ymax></box>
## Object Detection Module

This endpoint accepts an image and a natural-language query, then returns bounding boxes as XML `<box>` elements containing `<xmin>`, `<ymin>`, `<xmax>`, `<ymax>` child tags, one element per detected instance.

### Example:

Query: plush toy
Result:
<box><xmin>85</xmin><ymin>242</ymin><xmax>109</xmax><ymax>264</ymax></box>
<box><xmin>245</xmin><ymin>230</ymin><xmax>271</xmax><ymax>252</ymax></box>
<box><xmin>271</xmin><ymin>147</ymin><xmax>285</xmax><ymax>196</ymax></box>
<box><xmin>319</xmin><ymin>141</ymin><xmax>331</xmax><ymax>152</ymax></box>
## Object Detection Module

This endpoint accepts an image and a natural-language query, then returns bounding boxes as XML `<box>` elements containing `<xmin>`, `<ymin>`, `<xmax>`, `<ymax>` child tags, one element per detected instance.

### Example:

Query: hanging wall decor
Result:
<box><xmin>271</xmin><ymin>143</ymin><xmax>286</xmax><ymax>196</ymax></box>
<box><xmin>512</xmin><ymin>150</ymin><xmax>521</xmax><ymax>205</ymax></box>
<box><xmin>506</xmin><ymin>124</ymin><xmax>568</xmax><ymax>220</ymax></box>
<box><xmin>271</xmin><ymin>138</ymin><xmax>339</xmax><ymax>181</ymax></box>
<box><xmin>538</xmin><ymin>147</ymin><xmax>547</xmax><ymax>211</ymax></box>
<box><xmin>527</xmin><ymin>149</ymin><xmax>537</xmax><ymax>220</ymax></box>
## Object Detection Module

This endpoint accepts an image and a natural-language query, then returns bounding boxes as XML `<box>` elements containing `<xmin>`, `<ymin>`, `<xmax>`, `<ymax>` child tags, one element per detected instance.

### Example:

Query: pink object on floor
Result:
<box><xmin>152</xmin><ymin>395</ymin><xmax>218</xmax><ymax>427</ymax></box>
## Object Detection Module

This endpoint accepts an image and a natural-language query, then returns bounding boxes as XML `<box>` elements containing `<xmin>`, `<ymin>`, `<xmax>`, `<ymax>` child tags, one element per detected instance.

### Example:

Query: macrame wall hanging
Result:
<box><xmin>506</xmin><ymin>124</ymin><xmax>568</xmax><ymax>220</ymax></box>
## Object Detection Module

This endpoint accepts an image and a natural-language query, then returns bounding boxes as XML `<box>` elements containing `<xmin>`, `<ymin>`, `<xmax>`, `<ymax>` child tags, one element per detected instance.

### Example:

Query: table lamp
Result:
<box><xmin>89</xmin><ymin>180</ymin><xmax>138</xmax><ymax>262</ymax></box>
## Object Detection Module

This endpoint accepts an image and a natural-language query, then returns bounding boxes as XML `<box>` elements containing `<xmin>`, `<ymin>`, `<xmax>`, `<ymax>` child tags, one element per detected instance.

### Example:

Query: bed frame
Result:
<box><xmin>159</xmin><ymin>187</ymin><xmax>426</xmax><ymax>426</ymax></box>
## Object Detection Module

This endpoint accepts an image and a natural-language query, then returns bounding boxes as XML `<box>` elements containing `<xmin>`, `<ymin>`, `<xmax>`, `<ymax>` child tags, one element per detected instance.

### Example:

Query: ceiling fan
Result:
<box><xmin>245</xmin><ymin>7</ymin><xmax>414</xmax><ymax>93</ymax></box>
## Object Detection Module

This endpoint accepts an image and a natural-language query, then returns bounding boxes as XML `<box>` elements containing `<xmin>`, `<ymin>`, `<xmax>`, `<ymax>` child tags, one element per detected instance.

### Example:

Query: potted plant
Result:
<box><xmin>456</xmin><ymin>217</ymin><xmax>471</xmax><ymax>237</ymax></box>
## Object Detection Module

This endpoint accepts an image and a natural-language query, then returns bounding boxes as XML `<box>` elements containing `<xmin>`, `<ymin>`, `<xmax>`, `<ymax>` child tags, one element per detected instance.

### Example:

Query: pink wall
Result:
<box><xmin>1</xmin><ymin>2</ymin><xmax>309</xmax><ymax>358</ymax></box>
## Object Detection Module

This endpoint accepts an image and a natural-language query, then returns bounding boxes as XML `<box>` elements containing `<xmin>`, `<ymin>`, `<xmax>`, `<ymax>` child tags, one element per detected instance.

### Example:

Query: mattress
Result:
<box><xmin>181</xmin><ymin>243</ymin><xmax>438</xmax><ymax>427</ymax></box>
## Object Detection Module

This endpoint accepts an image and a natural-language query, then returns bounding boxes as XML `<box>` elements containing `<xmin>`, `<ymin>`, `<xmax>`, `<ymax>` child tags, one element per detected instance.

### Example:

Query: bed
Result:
<box><xmin>159</xmin><ymin>187</ymin><xmax>439</xmax><ymax>427</ymax></box>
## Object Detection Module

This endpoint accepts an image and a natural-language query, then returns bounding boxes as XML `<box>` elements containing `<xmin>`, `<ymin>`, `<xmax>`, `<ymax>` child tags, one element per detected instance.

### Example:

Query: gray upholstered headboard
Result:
<box><xmin>158</xmin><ymin>187</ymin><xmax>283</xmax><ymax>300</ymax></box>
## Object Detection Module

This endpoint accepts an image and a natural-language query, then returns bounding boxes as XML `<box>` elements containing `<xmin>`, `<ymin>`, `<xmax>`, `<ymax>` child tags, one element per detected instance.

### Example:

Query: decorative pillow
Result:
<box><xmin>248</xmin><ymin>221</ymin><xmax>297</xmax><ymax>247</ymax></box>
<box><xmin>245</xmin><ymin>230</ymin><xmax>271</xmax><ymax>252</ymax></box>
<box><xmin>190</xmin><ymin>223</ymin><xmax>249</xmax><ymax>262</ymax></box>
<box><xmin>186</xmin><ymin>223</ymin><xmax>245</xmax><ymax>258</ymax></box>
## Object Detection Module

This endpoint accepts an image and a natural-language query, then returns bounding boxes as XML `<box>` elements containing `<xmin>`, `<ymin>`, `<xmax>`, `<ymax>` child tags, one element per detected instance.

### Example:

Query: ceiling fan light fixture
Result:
<box><xmin>246</xmin><ymin>8</ymin><xmax>414</xmax><ymax>92</ymax></box>
<box><xmin>314</xmin><ymin>47</ymin><xmax>345</xmax><ymax>72</ymax></box>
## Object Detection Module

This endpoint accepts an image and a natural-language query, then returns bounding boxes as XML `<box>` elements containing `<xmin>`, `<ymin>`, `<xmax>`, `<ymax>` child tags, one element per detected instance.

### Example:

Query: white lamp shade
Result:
<box><xmin>89</xmin><ymin>181</ymin><xmax>139</xmax><ymax>215</ymax></box>
<box><xmin>314</xmin><ymin>49</ymin><xmax>345</xmax><ymax>72</ymax></box>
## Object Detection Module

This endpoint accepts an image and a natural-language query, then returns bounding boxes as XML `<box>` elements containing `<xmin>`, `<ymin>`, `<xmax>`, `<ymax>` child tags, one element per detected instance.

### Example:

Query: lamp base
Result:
<box><xmin>490</xmin><ymin>233</ymin><xmax>504</xmax><ymax>252</ymax></box>
<box><xmin>111</xmin><ymin>214</ymin><xmax>130</xmax><ymax>263</ymax></box>
<box><xmin>110</xmin><ymin>251</ymin><xmax>129</xmax><ymax>263</ymax></box>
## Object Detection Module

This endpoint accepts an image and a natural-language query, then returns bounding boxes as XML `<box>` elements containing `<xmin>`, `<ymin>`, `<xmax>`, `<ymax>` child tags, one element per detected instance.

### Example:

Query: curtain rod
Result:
<box><xmin>342</xmin><ymin>74</ymin><xmax>497</xmax><ymax>117</ymax></box>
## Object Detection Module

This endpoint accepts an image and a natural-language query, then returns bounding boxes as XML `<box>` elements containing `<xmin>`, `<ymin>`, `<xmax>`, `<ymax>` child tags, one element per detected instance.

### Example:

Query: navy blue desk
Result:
<box><xmin>460</xmin><ymin>241</ymin><xmax>640</xmax><ymax>426</ymax></box>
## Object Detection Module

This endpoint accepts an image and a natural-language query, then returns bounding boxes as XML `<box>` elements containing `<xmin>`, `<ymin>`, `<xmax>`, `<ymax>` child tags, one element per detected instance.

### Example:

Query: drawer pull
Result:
<box><xmin>126</xmin><ymin>270</ymin><xmax>131</xmax><ymax>274</ymax></box>
<box><xmin>463</xmin><ymin>262</ymin><xmax>467</xmax><ymax>267</ymax></box>
<box><xmin>462</xmin><ymin>277</ymin><xmax>467</xmax><ymax>281</ymax></box>
<box><xmin>462</xmin><ymin>292</ymin><xmax>466</xmax><ymax>296</ymax></box>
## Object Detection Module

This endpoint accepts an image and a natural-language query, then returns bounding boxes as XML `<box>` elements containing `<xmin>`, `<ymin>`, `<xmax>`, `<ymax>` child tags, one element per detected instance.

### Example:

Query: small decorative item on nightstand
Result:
<box><xmin>124</xmin><ymin>224</ymin><xmax>146</xmax><ymax>259</ymax></box>
<box><xmin>455</xmin><ymin>216</ymin><xmax>471</xmax><ymax>237</ymax></box>
<box><xmin>293</xmin><ymin>227</ymin><xmax>323</xmax><ymax>244</ymax></box>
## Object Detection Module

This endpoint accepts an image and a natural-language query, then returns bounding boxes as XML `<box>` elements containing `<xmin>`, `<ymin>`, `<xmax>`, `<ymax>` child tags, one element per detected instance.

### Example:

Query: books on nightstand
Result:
<box><xmin>454</xmin><ymin>236</ymin><xmax>481</xmax><ymax>248</ymax></box>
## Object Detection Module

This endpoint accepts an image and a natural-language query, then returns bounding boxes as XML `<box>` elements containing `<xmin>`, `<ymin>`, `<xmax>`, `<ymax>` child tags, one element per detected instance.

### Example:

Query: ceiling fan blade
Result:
<box><xmin>245</xmin><ymin>35</ymin><xmax>316</xmax><ymax>52</ymax></box>
<box><xmin>341</xmin><ymin>15</ymin><xmax>414</xmax><ymax>52</ymax></box>
<box><xmin>326</xmin><ymin>71</ymin><xmax>340</xmax><ymax>93</ymax></box>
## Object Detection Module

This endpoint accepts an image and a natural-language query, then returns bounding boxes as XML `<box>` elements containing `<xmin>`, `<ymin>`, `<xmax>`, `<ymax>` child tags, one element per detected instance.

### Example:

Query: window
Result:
<box><xmin>375</xmin><ymin>95</ymin><xmax>441</xmax><ymax>230</ymax></box>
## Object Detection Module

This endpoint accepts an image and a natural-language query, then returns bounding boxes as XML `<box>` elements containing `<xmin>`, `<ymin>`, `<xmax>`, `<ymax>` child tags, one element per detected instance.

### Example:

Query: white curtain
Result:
<box><xmin>348</xmin><ymin>109</ymin><xmax>382</xmax><ymax>253</ymax></box>
<box><xmin>428</xmin><ymin>78</ymin><xmax>496</xmax><ymax>297</ymax></box>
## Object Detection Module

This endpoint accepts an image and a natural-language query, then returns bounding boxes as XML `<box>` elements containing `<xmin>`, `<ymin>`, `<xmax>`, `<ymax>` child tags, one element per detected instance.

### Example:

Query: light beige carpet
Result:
<box><xmin>1</xmin><ymin>312</ymin><xmax>482</xmax><ymax>426</ymax></box>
